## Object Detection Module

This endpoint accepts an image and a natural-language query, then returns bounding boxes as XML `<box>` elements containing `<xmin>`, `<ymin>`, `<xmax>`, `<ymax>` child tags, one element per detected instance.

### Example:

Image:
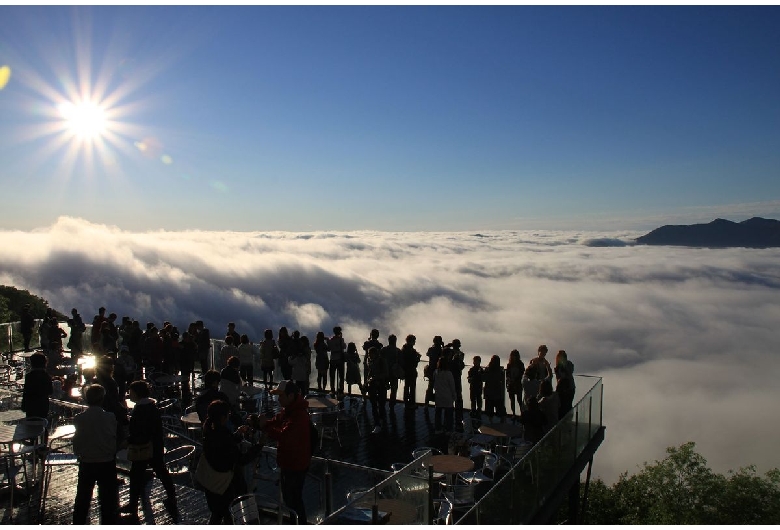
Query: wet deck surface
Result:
<box><xmin>1</xmin><ymin>396</ymin><xmax>486</xmax><ymax>525</ymax></box>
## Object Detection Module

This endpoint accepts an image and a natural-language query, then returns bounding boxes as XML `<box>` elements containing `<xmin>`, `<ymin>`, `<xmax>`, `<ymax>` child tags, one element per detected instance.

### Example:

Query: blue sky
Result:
<box><xmin>1</xmin><ymin>5</ymin><xmax>778</xmax><ymax>231</ymax></box>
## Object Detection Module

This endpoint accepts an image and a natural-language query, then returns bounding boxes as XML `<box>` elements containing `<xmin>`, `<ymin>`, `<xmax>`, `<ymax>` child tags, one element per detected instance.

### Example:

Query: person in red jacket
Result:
<box><xmin>257</xmin><ymin>380</ymin><xmax>311</xmax><ymax>523</ymax></box>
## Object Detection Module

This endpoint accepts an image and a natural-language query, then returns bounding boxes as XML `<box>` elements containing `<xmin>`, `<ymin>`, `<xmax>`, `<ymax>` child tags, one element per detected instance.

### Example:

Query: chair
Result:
<box><xmin>336</xmin><ymin>407</ymin><xmax>361</xmax><ymax>437</ymax></box>
<box><xmin>459</xmin><ymin>452</ymin><xmax>498</xmax><ymax>484</ymax></box>
<box><xmin>436</xmin><ymin>483</ymin><xmax>476</xmax><ymax>524</ymax></box>
<box><xmin>38</xmin><ymin>425</ymin><xmax>78</xmax><ymax>520</ymax></box>
<box><xmin>164</xmin><ymin>444</ymin><xmax>196</xmax><ymax>484</ymax></box>
<box><xmin>161</xmin><ymin>415</ymin><xmax>183</xmax><ymax>438</ymax></box>
<box><xmin>229</xmin><ymin>493</ymin><xmax>299</xmax><ymax>525</ymax></box>
<box><xmin>12</xmin><ymin>417</ymin><xmax>48</xmax><ymax>483</ymax></box>
<box><xmin>411</xmin><ymin>446</ymin><xmax>441</xmax><ymax>460</ymax></box>
<box><xmin>311</xmin><ymin>411</ymin><xmax>340</xmax><ymax>449</ymax></box>
<box><xmin>462</xmin><ymin>417</ymin><xmax>495</xmax><ymax>456</ymax></box>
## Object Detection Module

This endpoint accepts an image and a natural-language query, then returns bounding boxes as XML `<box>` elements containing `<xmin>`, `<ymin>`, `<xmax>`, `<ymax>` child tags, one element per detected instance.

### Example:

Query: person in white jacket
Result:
<box><xmin>433</xmin><ymin>354</ymin><xmax>457</xmax><ymax>434</ymax></box>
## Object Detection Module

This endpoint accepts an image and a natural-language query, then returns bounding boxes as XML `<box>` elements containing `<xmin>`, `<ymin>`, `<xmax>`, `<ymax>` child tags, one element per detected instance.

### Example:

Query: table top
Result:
<box><xmin>14</xmin><ymin>351</ymin><xmax>36</xmax><ymax>359</ymax></box>
<box><xmin>424</xmin><ymin>454</ymin><xmax>475</xmax><ymax>475</ymax></box>
<box><xmin>0</xmin><ymin>422</ymin><xmax>46</xmax><ymax>444</ymax></box>
<box><xmin>152</xmin><ymin>374</ymin><xmax>181</xmax><ymax>385</ymax></box>
<box><xmin>241</xmin><ymin>385</ymin><xmax>265</xmax><ymax>396</ymax></box>
<box><xmin>0</xmin><ymin>409</ymin><xmax>26</xmax><ymax>423</ymax></box>
<box><xmin>306</xmin><ymin>396</ymin><xmax>339</xmax><ymax>410</ymax></box>
<box><xmin>356</xmin><ymin>498</ymin><xmax>418</xmax><ymax>525</ymax></box>
<box><xmin>51</xmin><ymin>423</ymin><xmax>76</xmax><ymax>440</ymax></box>
<box><xmin>478</xmin><ymin>422</ymin><xmax>525</xmax><ymax>438</ymax></box>
<box><xmin>180</xmin><ymin>411</ymin><xmax>202</xmax><ymax>426</ymax></box>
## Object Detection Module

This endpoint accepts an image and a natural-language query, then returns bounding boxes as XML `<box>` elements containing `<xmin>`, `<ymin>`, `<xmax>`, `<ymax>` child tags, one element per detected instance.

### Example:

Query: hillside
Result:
<box><xmin>635</xmin><ymin>217</ymin><xmax>780</xmax><ymax>248</ymax></box>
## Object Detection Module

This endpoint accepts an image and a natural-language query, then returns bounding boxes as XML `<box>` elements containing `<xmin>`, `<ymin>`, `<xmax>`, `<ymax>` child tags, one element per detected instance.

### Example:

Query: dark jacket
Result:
<box><xmin>22</xmin><ymin>368</ymin><xmax>52</xmax><ymax>418</ymax></box>
<box><xmin>196</xmin><ymin>387</ymin><xmax>230</xmax><ymax>422</ymax></box>
<box><xmin>129</xmin><ymin>399</ymin><xmax>165</xmax><ymax>457</ymax></box>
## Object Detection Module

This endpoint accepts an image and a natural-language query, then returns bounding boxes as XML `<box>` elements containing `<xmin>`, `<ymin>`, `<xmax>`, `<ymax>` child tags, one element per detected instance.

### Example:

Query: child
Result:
<box><xmin>467</xmin><ymin>355</ymin><xmax>483</xmax><ymax>416</ymax></box>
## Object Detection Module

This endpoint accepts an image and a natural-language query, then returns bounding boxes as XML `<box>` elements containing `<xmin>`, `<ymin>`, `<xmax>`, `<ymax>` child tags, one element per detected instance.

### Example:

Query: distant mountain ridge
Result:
<box><xmin>635</xmin><ymin>217</ymin><xmax>780</xmax><ymax>248</ymax></box>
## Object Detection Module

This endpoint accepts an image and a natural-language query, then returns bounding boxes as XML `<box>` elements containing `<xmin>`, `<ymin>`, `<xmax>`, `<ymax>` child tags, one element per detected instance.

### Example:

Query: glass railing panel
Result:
<box><xmin>457</xmin><ymin>376</ymin><xmax>603</xmax><ymax>525</ymax></box>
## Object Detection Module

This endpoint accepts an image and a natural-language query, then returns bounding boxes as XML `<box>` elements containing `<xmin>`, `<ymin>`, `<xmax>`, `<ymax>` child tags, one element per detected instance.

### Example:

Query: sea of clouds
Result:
<box><xmin>1</xmin><ymin>216</ymin><xmax>779</xmax><ymax>483</ymax></box>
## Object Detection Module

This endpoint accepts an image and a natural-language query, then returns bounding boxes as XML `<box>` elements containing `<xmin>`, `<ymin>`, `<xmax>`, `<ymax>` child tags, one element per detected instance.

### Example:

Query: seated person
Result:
<box><xmin>196</xmin><ymin>370</ymin><xmax>230</xmax><ymax>422</ymax></box>
<box><xmin>536</xmin><ymin>379</ymin><xmax>560</xmax><ymax>433</ymax></box>
<box><xmin>519</xmin><ymin>397</ymin><xmax>546</xmax><ymax>444</ymax></box>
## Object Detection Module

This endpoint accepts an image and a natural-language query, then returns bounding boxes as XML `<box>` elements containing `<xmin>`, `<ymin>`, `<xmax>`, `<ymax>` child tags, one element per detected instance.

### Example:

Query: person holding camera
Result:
<box><xmin>255</xmin><ymin>380</ymin><xmax>312</xmax><ymax>524</ymax></box>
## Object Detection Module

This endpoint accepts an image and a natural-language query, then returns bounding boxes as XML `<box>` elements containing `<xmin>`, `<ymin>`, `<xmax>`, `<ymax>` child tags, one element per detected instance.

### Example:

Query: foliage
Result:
<box><xmin>0</xmin><ymin>285</ymin><xmax>65</xmax><ymax>321</ymax></box>
<box><xmin>582</xmin><ymin>442</ymin><xmax>780</xmax><ymax>524</ymax></box>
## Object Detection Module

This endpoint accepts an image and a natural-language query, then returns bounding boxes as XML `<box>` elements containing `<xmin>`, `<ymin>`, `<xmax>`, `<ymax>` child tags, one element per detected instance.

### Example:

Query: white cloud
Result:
<box><xmin>1</xmin><ymin>215</ymin><xmax>779</xmax><ymax>483</ymax></box>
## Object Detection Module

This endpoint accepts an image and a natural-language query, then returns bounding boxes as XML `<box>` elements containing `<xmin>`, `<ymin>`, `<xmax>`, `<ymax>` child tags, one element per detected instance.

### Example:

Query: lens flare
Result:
<box><xmin>0</xmin><ymin>65</ymin><xmax>11</xmax><ymax>90</ymax></box>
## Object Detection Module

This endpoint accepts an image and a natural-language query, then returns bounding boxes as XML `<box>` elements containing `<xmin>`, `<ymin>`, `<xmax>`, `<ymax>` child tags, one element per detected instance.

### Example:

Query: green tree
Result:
<box><xmin>583</xmin><ymin>442</ymin><xmax>780</xmax><ymax>524</ymax></box>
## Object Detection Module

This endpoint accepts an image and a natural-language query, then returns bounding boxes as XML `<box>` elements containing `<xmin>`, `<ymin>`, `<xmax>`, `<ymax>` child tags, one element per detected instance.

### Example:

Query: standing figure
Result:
<box><xmin>328</xmin><ymin>326</ymin><xmax>346</xmax><ymax>395</ymax></box>
<box><xmin>21</xmin><ymin>352</ymin><xmax>52</xmax><ymax>419</ymax></box>
<box><xmin>259</xmin><ymin>329</ymin><xmax>279</xmax><ymax>389</ymax></box>
<box><xmin>467</xmin><ymin>355</ymin><xmax>484</xmax><ymax>416</ymax></box>
<box><xmin>313</xmin><ymin>331</ymin><xmax>329</xmax><ymax>391</ymax></box>
<box><xmin>277</xmin><ymin>327</ymin><xmax>294</xmax><ymax>381</ymax></box>
<box><xmin>121</xmin><ymin>381</ymin><xmax>179</xmax><ymax>523</ymax></box>
<box><xmin>195</xmin><ymin>320</ymin><xmax>212</xmax><ymax>374</ymax></box>
<box><xmin>237</xmin><ymin>334</ymin><xmax>255</xmax><ymax>386</ymax></box>
<box><xmin>449</xmin><ymin>339</ymin><xmax>466</xmax><ymax>416</ymax></box>
<box><xmin>219</xmin><ymin>335</ymin><xmax>239</xmax><ymax>371</ymax></box>
<box><xmin>20</xmin><ymin>304</ymin><xmax>35</xmax><ymax>352</ymax></box>
<box><xmin>533</xmin><ymin>344</ymin><xmax>553</xmax><ymax>381</ymax></box>
<box><xmin>433</xmin><ymin>355</ymin><xmax>456</xmax><ymax>434</ymax></box>
<box><xmin>380</xmin><ymin>334</ymin><xmax>402</xmax><ymax>409</ymax></box>
<box><xmin>225</xmin><ymin>322</ymin><xmax>241</xmax><ymax>350</ymax></box>
<box><xmin>483</xmin><ymin>355</ymin><xmax>506</xmax><ymax>423</ymax></box>
<box><xmin>362</xmin><ymin>329</ymin><xmax>383</xmax><ymax>390</ymax></box>
<box><xmin>289</xmin><ymin>334</ymin><xmax>311</xmax><ymax>396</ymax></box>
<box><xmin>365</xmin><ymin>347</ymin><xmax>388</xmax><ymax>434</ymax></box>
<box><xmin>506</xmin><ymin>349</ymin><xmax>524</xmax><ymax>419</ymax></box>
<box><xmin>67</xmin><ymin>307</ymin><xmax>87</xmax><ymax>360</ymax></box>
<box><xmin>257</xmin><ymin>381</ymin><xmax>312</xmax><ymax>524</ymax></box>
<box><xmin>401</xmin><ymin>335</ymin><xmax>421</xmax><ymax>410</ymax></box>
<box><xmin>345</xmin><ymin>342</ymin><xmax>363</xmax><ymax>396</ymax></box>
<box><xmin>73</xmin><ymin>384</ymin><xmax>118</xmax><ymax>524</ymax></box>
<box><xmin>554</xmin><ymin>350</ymin><xmax>576</xmax><ymax>419</ymax></box>
<box><xmin>424</xmin><ymin>336</ymin><xmax>444</xmax><ymax>406</ymax></box>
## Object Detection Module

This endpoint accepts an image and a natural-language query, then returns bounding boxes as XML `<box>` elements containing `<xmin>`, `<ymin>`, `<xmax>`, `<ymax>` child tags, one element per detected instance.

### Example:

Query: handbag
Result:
<box><xmin>126</xmin><ymin>440</ymin><xmax>153</xmax><ymax>462</ymax></box>
<box><xmin>195</xmin><ymin>453</ymin><xmax>234</xmax><ymax>495</ymax></box>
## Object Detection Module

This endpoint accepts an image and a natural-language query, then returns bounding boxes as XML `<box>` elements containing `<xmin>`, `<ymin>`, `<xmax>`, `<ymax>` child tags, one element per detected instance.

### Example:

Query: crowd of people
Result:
<box><xmin>20</xmin><ymin>305</ymin><xmax>577</xmax><ymax>524</ymax></box>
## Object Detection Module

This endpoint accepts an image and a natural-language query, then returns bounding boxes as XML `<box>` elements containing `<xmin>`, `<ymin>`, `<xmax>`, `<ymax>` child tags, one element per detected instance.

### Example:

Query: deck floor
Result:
<box><xmin>1</xmin><ymin>399</ymin><xmax>488</xmax><ymax>524</ymax></box>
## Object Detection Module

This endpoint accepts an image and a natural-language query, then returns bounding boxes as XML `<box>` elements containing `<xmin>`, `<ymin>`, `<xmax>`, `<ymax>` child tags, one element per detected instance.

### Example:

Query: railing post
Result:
<box><xmin>574</xmin><ymin>408</ymin><xmax>579</xmax><ymax>461</ymax></box>
<box><xmin>324</xmin><ymin>463</ymin><xmax>333</xmax><ymax>516</ymax></box>
<box><xmin>427</xmin><ymin>465</ymin><xmax>434</xmax><ymax>525</ymax></box>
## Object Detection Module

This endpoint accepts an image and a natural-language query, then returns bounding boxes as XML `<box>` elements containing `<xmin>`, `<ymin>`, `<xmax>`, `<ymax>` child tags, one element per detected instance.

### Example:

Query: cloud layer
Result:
<box><xmin>2</xmin><ymin>216</ymin><xmax>779</xmax><ymax>482</ymax></box>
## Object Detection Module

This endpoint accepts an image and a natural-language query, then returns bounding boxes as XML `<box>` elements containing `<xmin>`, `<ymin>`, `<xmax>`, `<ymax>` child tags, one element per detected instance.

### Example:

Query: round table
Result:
<box><xmin>356</xmin><ymin>498</ymin><xmax>419</xmax><ymax>525</ymax></box>
<box><xmin>0</xmin><ymin>409</ymin><xmax>26</xmax><ymax>423</ymax></box>
<box><xmin>478</xmin><ymin>422</ymin><xmax>524</xmax><ymax>439</ymax></box>
<box><xmin>306</xmin><ymin>396</ymin><xmax>339</xmax><ymax>410</ymax></box>
<box><xmin>425</xmin><ymin>454</ymin><xmax>475</xmax><ymax>475</ymax></box>
<box><xmin>241</xmin><ymin>385</ymin><xmax>265</xmax><ymax>396</ymax></box>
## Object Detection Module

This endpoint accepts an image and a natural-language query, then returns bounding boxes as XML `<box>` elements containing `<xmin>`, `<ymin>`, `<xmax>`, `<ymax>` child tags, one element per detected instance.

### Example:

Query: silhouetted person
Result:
<box><xmin>380</xmin><ymin>334</ymin><xmax>402</xmax><ymax>408</ymax></box>
<box><xmin>20</xmin><ymin>304</ymin><xmax>35</xmax><ymax>352</ymax></box>
<box><xmin>401</xmin><ymin>335</ymin><xmax>421</xmax><ymax>410</ymax></box>
<box><xmin>73</xmin><ymin>384</ymin><xmax>118</xmax><ymax>524</ymax></box>
<box><xmin>467</xmin><ymin>355</ymin><xmax>484</xmax><ymax>416</ymax></box>
<box><xmin>22</xmin><ymin>352</ymin><xmax>52</xmax><ymax>418</ymax></box>
<box><xmin>328</xmin><ymin>326</ymin><xmax>346</xmax><ymax>395</ymax></box>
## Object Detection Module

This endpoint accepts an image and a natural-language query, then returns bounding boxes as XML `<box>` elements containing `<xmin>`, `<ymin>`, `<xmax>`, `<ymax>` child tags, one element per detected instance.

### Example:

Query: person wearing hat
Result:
<box><xmin>255</xmin><ymin>380</ymin><xmax>311</xmax><ymax>523</ymax></box>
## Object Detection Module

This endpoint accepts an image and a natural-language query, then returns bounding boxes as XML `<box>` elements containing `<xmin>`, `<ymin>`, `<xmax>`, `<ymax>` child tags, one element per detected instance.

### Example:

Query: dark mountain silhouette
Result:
<box><xmin>635</xmin><ymin>217</ymin><xmax>780</xmax><ymax>248</ymax></box>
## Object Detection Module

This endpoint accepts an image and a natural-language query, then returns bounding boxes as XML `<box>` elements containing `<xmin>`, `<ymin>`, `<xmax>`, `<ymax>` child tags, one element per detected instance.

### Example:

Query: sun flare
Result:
<box><xmin>58</xmin><ymin>100</ymin><xmax>108</xmax><ymax>139</ymax></box>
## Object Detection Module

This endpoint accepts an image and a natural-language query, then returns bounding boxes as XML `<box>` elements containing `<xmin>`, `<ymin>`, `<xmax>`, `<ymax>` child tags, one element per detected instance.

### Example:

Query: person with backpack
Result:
<box><xmin>256</xmin><ymin>380</ymin><xmax>312</xmax><ymax>524</ymax></box>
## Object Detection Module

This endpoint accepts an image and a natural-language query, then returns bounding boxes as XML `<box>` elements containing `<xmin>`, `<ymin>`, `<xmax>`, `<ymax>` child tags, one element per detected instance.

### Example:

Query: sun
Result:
<box><xmin>58</xmin><ymin>99</ymin><xmax>108</xmax><ymax>139</ymax></box>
